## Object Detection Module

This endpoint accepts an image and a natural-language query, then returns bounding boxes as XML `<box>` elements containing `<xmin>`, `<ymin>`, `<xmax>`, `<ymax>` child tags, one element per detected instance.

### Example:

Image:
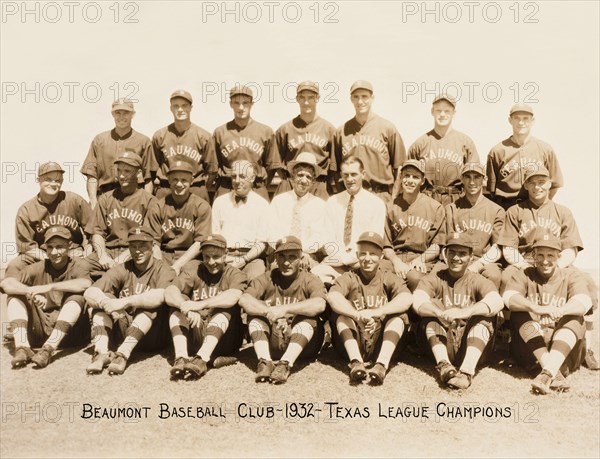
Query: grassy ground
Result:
<box><xmin>1</xmin><ymin>306</ymin><xmax>599</xmax><ymax>458</ymax></box>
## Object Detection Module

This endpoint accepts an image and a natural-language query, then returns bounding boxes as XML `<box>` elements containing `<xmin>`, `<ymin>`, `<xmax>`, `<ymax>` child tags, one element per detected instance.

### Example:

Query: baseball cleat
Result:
<box><xmin>270</xmin><ymin>360</ymin><xmax>291</xmax><ymax>384</ymax></box>
<box><xmin>447</xmin><ymin>371</ymin><xmax>473</xmax><ymax>390</ymax></box>
<box><xmin>11</xmin><ymin>346</ymin><xmax>34</xmax><ymax>369</ymax></box>
<box><xmin>583</xmin><ymin>349</ymin><xmax>600</xmax><ymax>371</ymax></box>
<box><xmin>550</xmin><ymin>371</ymin><xmax>570</xmax><ymax>392</ymax></box>
<box><xmin>107</xmin><ymin>352</ymin><xmax>128</xmax><ymax>375</ymax></box>
<box><xmin>255</xmin><ymin>358</ymin><xmax>275</xmax><ymax>383</ymax></box>
<box><xmin>368</xmin><ymin>362</ymin><xmax>387</xmax><ymax>385</ymax></box>
<box><xmin>212</xmin><ymin>356</ymin><xmax>238</xmax><ymax>369</ymax></box>
<box><xmin>31</xmin><ymin>345</ymin><xmax>54</xmax><ymax>369</ymax></box>
<box><xmin>86</xmin><ymin>352</ymin><xmax>113</xmax><ymax>374</ymax></box>
<box><xmin>170</xmin><ymin>357</ymin><xmax>188</xmax><ymax>379</ymax></box>
<box><xmin>436</xmin><ymin>360</ymin><xmax>458</xmax><ymax>384</ymax></box>
<box><xmin>185</xmin><ymin>356</ymin><xmax>208</xmax><ymax>378</ymax></box>
<box><xmin>531</xmin><ymin>369</ymin><xmax>553</xmax><ymax>395</ymax></box>
<box><xmin>349</xmin><ymin>359</ymin><xmax>367</xmax><ymax>382</ymax></box>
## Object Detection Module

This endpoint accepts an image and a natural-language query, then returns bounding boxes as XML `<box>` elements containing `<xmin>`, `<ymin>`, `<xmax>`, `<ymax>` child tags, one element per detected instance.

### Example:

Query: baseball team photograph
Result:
<box><xmin>1</xmin><ymin>1</ymin><xmax>598</xmax><ymax>458</ymax></box>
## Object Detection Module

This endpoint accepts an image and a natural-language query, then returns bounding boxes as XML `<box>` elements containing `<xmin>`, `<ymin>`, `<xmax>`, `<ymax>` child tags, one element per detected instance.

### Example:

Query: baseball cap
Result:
<box><xmin>114</xmin><ymin>151</ymin><xmax>143</xmax><ymax>168</ymax></box>
<box><xmin>356</xmin><ymin>231</ymin><xmax>384</xmax><ymax>250</ymax></box>
<box><xmin>432</xmin><ymin>94</ymin><xmax>457</xmax><ymax>108</ymax></box>
<box><xmin>43</xmin><ymin>226</ymin><xmax>71</xmax><ymax>243</ymax></box>
<box><xmin>127</xmin><ymin>226</ymin><xmax>154</xmax><ymax>242</ymax></box>
<box><xmin>401</xmin><ymin>159</ymin><xmax>426</xmax><ymax>174</ymax></box>
<box><xmin>111</xmin><ymin>98</ymin><xmax>134</xmax><ymax>112</ymax></box>
<box><xmin>274</xmin><ymin>236</ymin><xmax>303</xmax><ymax>254</ymax></box>
<box><xmin>461</xmin><ymin>162</ymin><xmax>486</xmax><ymax>177</ymax></box>
<box><xmin>167</xmin><ymin>160</ymin><xmax>194</xmax><ymax>175</ymax></box>
<box><xmin>170</xmin><ymin>89</ymin><xmax>193</xmax><ymax>104</ymax></box>
<box><xmin>201</xmin><ymin>234</ymin><xmax>227</xmax><ymax>250</ymax></box>
<box><xmin>510</xmin><ymin>103</ymin><xmax>534</xmax><ymax>116</ymax></box>
<box><xmin>288</xmin><ymin>152</ymin><xmax>320</xmax><ymax>176</ymax></box>
<box><xmin>523</xmin><ymin>165</ymin><xmax>550</xmax><ymax>182</ymax></box>
<box><xmin>38</xmin><ymin>162</ymin><xmax>65</xmax><ymax>177</ymax></box>
<box><xmin>532</xmin><ymin>233</ymin><xmax>561</xmax><ymax>251</ymax></box>
<box><xmin>350</xmin><ymin>80</ymin><xmax>373</xmax><ymax>94</ymax></box>
<box><xmin>446</xmin><ymin>232</ymin><xmax>474</xmax><ymax>250</ymax></box>
<box><xmin>229</xmin><ymin>85</ymin><xmax>253</xmax><ymax>99</ymax></box>
<box><xmin>297</xmin><ymin>81</ymin><xmax>319</xmax><ymax>95</ymax></box>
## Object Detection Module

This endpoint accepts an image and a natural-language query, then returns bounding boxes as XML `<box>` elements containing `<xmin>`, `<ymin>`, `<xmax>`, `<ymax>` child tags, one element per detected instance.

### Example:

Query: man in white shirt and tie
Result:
<box><xmin>312</xmin><ymin>156</ymin><xmax>386</xmax><ymax>284</ymax></box>
<box><xmin>270</xmin><ymin>152</ymin><xmax>329</xmax><ymax>270</ymax></box>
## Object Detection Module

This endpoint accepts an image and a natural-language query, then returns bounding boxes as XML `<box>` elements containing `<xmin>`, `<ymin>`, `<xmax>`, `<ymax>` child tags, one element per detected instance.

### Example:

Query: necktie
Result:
<box><xmin>290</xmin><ymin>198</ymin><xmax>302</xmax><ymax>239</ymax></box>
<box><xmin>234</xmin><ymin>194</ymin><xmax>247</xmax><ymax>204</ymax></box>
<box><xmin>343</xmin><ymin>194</ymin><xmax>355</xmax><ymax>246</ymax></box>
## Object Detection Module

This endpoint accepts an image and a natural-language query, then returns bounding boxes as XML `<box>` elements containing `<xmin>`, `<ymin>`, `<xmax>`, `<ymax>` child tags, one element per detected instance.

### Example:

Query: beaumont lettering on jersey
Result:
<box><xmin>192</xmin><ymin>286</ymin><xmax>222</xmax><ymax>301</ymax></box>
<box><xmin>424</xmin><ymin>148</ymin><xmax>463</xmax><ymax>164</ymax></box>
<box><xmin>265</xmin><ymin>297</ymin><xmax>299</xmax><ymax>307</ymax></box>
<box><xmin>34</xmin><ymin>215</ymin><xmax>80</xmax><ymax>233</ymax></box>
<box><xmin>120</xmin><ymin>283</ymin><xmax>151</xmax><ymax>297</ymax></box>
<box><xmin>499</xmin><ymin>157</ymin><xmax>544</xmax><ymax>179</ymax></box>
<box><xmin>453</xmin><ymin>219</ymin><xmax>493</xmax><ymax>235</ymax></box>
<box><xmin>518</xmin><ymin>218</ymin><xmax>561</xmax><ymax>239</ymax></box>
<box><xmin>443</xmin><ymin>293</ymin><xmax>474</xmax><ymax>309</ymax></box>
<box><xmin>221</xmin><ymin>138</ymin><xmax>264</xmax><ymax>158</ymax></box>
<box><xmin>392</xmin><ymin>215</ymin><xmax>433</xmax><ymax>232</ymax></box>
<box><xmin>106</xmin><ymin>208</ymin><xmax>144</xmax><ymax>227</ymax></box>
<box><xmin>342</xmin><ymin>135</ymin><xmax>387</xmax><ymax>156</ymax></box>
<box><xmin>529</xmin><ymin>291</ymin><xmax>567</xmax><ymax>308</ymax></box>
<box><xmin>288</xmin><ymin>133</ymin><xmax>328</xmax><ymax>150</ymax></box>
<box><xmin>353</xmin><ymin>295</ymin><xmax>387</xmax><ymax>310</ymax></box>
<box><xmin>161</xmin><ymin>218</ymin><xmax>195</xmax><ymax>234</ymax></box>
<box><xmin>162</xmin><ymin>145</ymin><xmax>202</xmax><ymax>163</ymax></box>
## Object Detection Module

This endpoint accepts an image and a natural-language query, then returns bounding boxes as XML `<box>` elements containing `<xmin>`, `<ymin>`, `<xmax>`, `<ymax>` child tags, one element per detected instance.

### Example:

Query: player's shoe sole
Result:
<box><xmin>86</xmin><ymin>352</ymin><xmax>113</xmax><ymax>375</ymax></box>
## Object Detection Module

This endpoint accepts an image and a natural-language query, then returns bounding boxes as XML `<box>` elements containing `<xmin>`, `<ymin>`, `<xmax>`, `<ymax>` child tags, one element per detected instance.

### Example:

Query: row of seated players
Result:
<box><xmin>5</xmin><ymin>150</ymin><xmax>598</xmax><ymax>370</ymax></box>
<box><xmin>0</xmin><ymin>224</ymin><xmax>593</xmax><ymax>395</ymax></box>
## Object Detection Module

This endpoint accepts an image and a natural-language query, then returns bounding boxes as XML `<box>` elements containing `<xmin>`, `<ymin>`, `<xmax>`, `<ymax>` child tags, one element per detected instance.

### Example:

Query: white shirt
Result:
<box><xmin>325</xmin><ymin>188</ymin><xmax>386</xmax><ymax>263</ymax></box>
<box><xmin>212</xmin><ymin>191</ymin><xmax>273</xmax><ymax>249</ymax></box>
<box><xmin>270</xmin><ymin>191</ymin><xmax>330</xmax><ymax>253</ymax></box>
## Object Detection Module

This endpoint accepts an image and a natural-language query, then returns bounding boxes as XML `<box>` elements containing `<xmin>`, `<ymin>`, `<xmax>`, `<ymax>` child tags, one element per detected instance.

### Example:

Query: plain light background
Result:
<box><xmin>1</xmin><ymin>1</ymin><xmax>598</xmax><ymax>273</ymax></box>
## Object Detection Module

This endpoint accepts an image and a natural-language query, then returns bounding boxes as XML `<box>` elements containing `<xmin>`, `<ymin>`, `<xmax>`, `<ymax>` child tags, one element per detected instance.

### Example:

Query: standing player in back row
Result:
<box><xmin>210</xmin><ymin>85</ymin><xmax>278</xmax><ymax>201</ymax></box>
<box><xmin>152</xmin><ymin>90</ymin><xmax>215</xmax><ymax>203</ymax></box>
<box><xmin>331</xmin><ymin>80</ymin><xmax>406</xmax><ymax>201</ymax></box>
<box><xmin>486</xmin><ymin>103</ymin><xmax>563</xmax><ymax>210</ymax></box>
<box><xmin>401</xmin><ymin>94</ymin><xmax>479</xmax><ymax>206</ymax></box>
<box><xmin>273</xmin><ymin>81</ymin><xmax>336</xmax><ymax>200</ymax></box>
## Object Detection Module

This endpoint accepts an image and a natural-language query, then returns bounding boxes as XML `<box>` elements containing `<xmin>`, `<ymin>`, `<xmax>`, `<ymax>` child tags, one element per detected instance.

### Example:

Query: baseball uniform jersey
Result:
<box><xmin>15</xmin><ymin>191</ymin><xmax>91</xmax><ymax>253</ymax></box>
<box><xmin>86</xmin><ymin>188</ymin><xmax>158</xmax><ymax>249</ymax></box>
<box><xmin>245</xmin><ymin>269</ymin><xmax>326</xmax><ymax>307</ymax></box>
<box><xmin>486</xmin><ymin>136</ymin><xmax>564</xmax><ymax>200</ymax></box>
<box><xmin>497</xmin><ymin>199</ymin><xmax>583</xmax><ymax>263</ymax></box>
<box><xmin>146</xmin><ymin>194</ymin><xmax>211</xmax><ymax>252</ymax></box>
<box><xmin>331</xmin><ymin>114</ymin><xmax>406</xmax><ymax>189</ymax></box>
<box><xmin>384</xmin><ymin>193</ymin><xmax>446</xmax><ymax>254</ymax></box>
<box><xmin>408</xmin><ymin>129</ymin><xmax>479</xmax><ymax>187</ymax></box>
<box><xmin>81</xmin><ymin>128</ymin><xmax>155</xmax><ymax>190</ymax></box>
<box><xmin>175</xmin><ymin>262</ymin><xmax>248</xmax><ymax>301</ymax></box>
<box><xmin>445</xmin><ymin>195</ymin><xmax>505</xmax><ymax>258</ymax></box>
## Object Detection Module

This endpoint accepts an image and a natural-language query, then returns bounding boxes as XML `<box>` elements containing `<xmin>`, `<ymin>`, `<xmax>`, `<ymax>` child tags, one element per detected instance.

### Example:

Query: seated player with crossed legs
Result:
<box><xmin>503</xmin><ymin>234</ymin><xmax>592</xmax><ymax>394</ymax></box>
<box><xmin>164</xmin><ymin>234</ymin><xmax>247</xmax><ymax>379</ymax></box>
<box><xmin>239</xmin><ymin>236</ymin><xmax>326</xmax><ymax>384</ymax></box>
<box><xmin>413</xmin><ymin>232</ymin><xmax>504</xmax><ymax>390</ymax></box>
<box><xmin>1</xmin><ymin>227</ymin><xmax>92</xmax><ymax>368</ymax></box>
<box><xmin>84</xmin><ymin>226</ymin><xmax>175</xmax><ymax>375</ymax></box>
<box><xmin>326</xmin><ymin>232</ymin><xmax>413</xmax><ymax>384</ymax></box>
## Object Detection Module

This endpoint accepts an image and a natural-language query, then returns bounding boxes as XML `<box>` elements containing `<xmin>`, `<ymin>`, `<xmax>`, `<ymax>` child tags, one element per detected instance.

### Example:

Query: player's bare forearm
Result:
<box><xmin>84</xmin><ymin>286</ymin><xmax>110</xmax><ymax>309</ymax></box>
<box><xmin>461</xmin><ymin>293</ymin><xmax>504</xmax><ymax>318</ymax></box>
<box><xmin>86</xmin><ymin>177</ymin><xmax>98</xmax><ymax>208</ymax></box>
<box><xmin>35</xmin><ymin>278</ymin><xmax>92</xmax><ymax>294</ymax></box>
<box><xmin>244</xmin><ymin>242</ymin><xmax>266</xmax><ymax>264</ymax></box>
<box><xmin>24</xmin><ymin>248</ymin><xmax>47</xmax><ymax>261</ymax></box>
<box><xmin>327</xmin><ymin>291</ymin><xmax>359</xmax><ymax>318</ymax></box>
<box><xmin>422</xmin><ymin>244</ymin><xmax>440</xmax><ymax>263</ymax></box>
<box><xmin>126</xmin><ymin>289</ymin><xmax>166</xmax><ymax>309</ymax></box>
<box><xmin>557</xmin><ymin>248</ymin><xmax>577</xmax><ymax>268</ymax></box>
<box><xmin>373</xmin><ymin>292</ymin><xmax>413</xmax><ymax>317</ymax></box>
<box><xmin>504</xmin><ymin>291</ymin><xmax>541</xmax><ymax>314</ymax></box>
<box><xmin>144</xmin><ymin>180</ymin><xmax>154</xmax><ymax>194</ymax></box>
<box><xmin>114</xmin><ymin>250</ymin><xmax>132</xmax><ymax>264</ymax></box>
<box><xmin>202</xmin><ymin>289</ymin><xmax>243</xmax><ymax>309</ymax></box>
<box><xmin>171</xmin><ymin>242</ymin><xmax>201</xmax><ymax>272</ymax></box>
<box><xmin>164</xmin><ymin>285</ymin><xmax>186</xmax><ymax>308</ymax></box>
<box><xmin>413</xmin><ymin>301</ymin><xmax>445</xmax><ymax>319</ymax></box>
<box><xmin>479</xmin><ymin>244</ymin><xmax>502</xmax><ymax>265</ymax></box>
<box><xmin>561</xmin><ymin>295</ymin><xmax>593</xmax><ymax>316</ymax></box>
<box><xmin>91</xmin><ymin>234</ymin><xmax>109</xmax><ymax>256</ymax></box>
<box><xmin>502</xmin><ymin>246</ymin><xmax>528</xmax><ymax>268</ymax></box>
<box><xmin>279</xmin><ymin>297</ymin><xmax>325</xmax><ymax>317</ymax></box>
<box><xmin>239</xmin><ymin>293</ymin><xmax>269</xmax><ymax>316</ymax></box>
<box><xmin>0</xmin><ymin>278</ymin><xmax>32</xmax><ymax>296</ymax></box>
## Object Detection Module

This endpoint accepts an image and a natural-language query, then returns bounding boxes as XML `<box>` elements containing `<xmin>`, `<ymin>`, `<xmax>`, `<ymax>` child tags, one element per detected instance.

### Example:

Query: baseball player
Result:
<box><xmin>311</xmin><ymin>156</ymin><xmax>386</xmax><ymax>284</ymax></box>
<box><xmin>413</xmin><ymin>232</ymin><xmax>504</xmax><ymax>390</ymax></box>
<box><xmin>211</xmin><ymin>159</ymin><xmax>274</xmax><ymax>280</ymax></box>
<box><xmin>331</xmin><ymin>80</ymin><xmax>406</xmax><ymax>200</ymax></box>
<box><xmin>146</xmin><ymin>160</ymin><xmax>212</xmax><ymax>275</ymax></box>
<box><xmin>164</xmin><ymin>234</ymin><xmax>247</xmax><ymax>379</ymax></box>
<box><xmin>326</xmin><ymin>232</ymin><xmax>413</xmax><ymax>384</ymax></box>
<box><xmin>81</xmin><ymin>98</ymin><xmax>155</xmax><ymax>209</ymax></box>
<box><xmin>273</xmin><ymin>81</ymin><xmax>336</xmax><ymax>199</ymax></box>
<box><xmin>400</xmin><ymin>94</ymin><xmax>479</xmax><ymax>206</ymax></box>
<box><xmin>486</xmin><ymin>103</ymin><xmax>564</xmax><ymax>210</ymax></box>
<box><xmin>443</xmin><ymin>163</ymin><xmax>505</xmax><ymax>288</ymax></box>
<box><xmin>239</xmin><ymin>236</ymin><xmax>326</xmax><ymax>384</ymax></box>
<box><xmin>83</xmin><ymin>151</ymin><xmax>159</xmax><ymax>278</ymax></box>
<box><xmin>152</xmin><ymin>90</ymin><xmax>215</xmax><ymax>202</ymax></box>
<box><xmin>83</xmin><ymin>226</ymin><xmax>175</xmax><ymax>375</ymax></box>
<box><xmin>5</xmin><ymin>161</ymin><xmax>92</xmax><ymax>278</ymax></box>
<box><xmin>498</xmin><ymin>166</ymin><xmax>599</xmax><ymax>370</ymax></box>
<box><xmin>383</xmin><ymin>159</ymin><xmax>446</xmax><ymax>292</ymax></box>
<box><xmin>503</xmin><ymin>234</ymin><xmax>592</xmax><ymax>394</ymax></box>
<box><xmin>210</xmin><ymin>85</ymin><xmax>278</xmax><ymax>201</ymax></box>
<box><xmin>1</xmin><ymin>226</ymin><xmax>91</xmax><ymax>369</ymax></box>
<box><xmin>270</xmin><ymin>152</ymin><xmax>330</xmax><ymax>269</ymax></box>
